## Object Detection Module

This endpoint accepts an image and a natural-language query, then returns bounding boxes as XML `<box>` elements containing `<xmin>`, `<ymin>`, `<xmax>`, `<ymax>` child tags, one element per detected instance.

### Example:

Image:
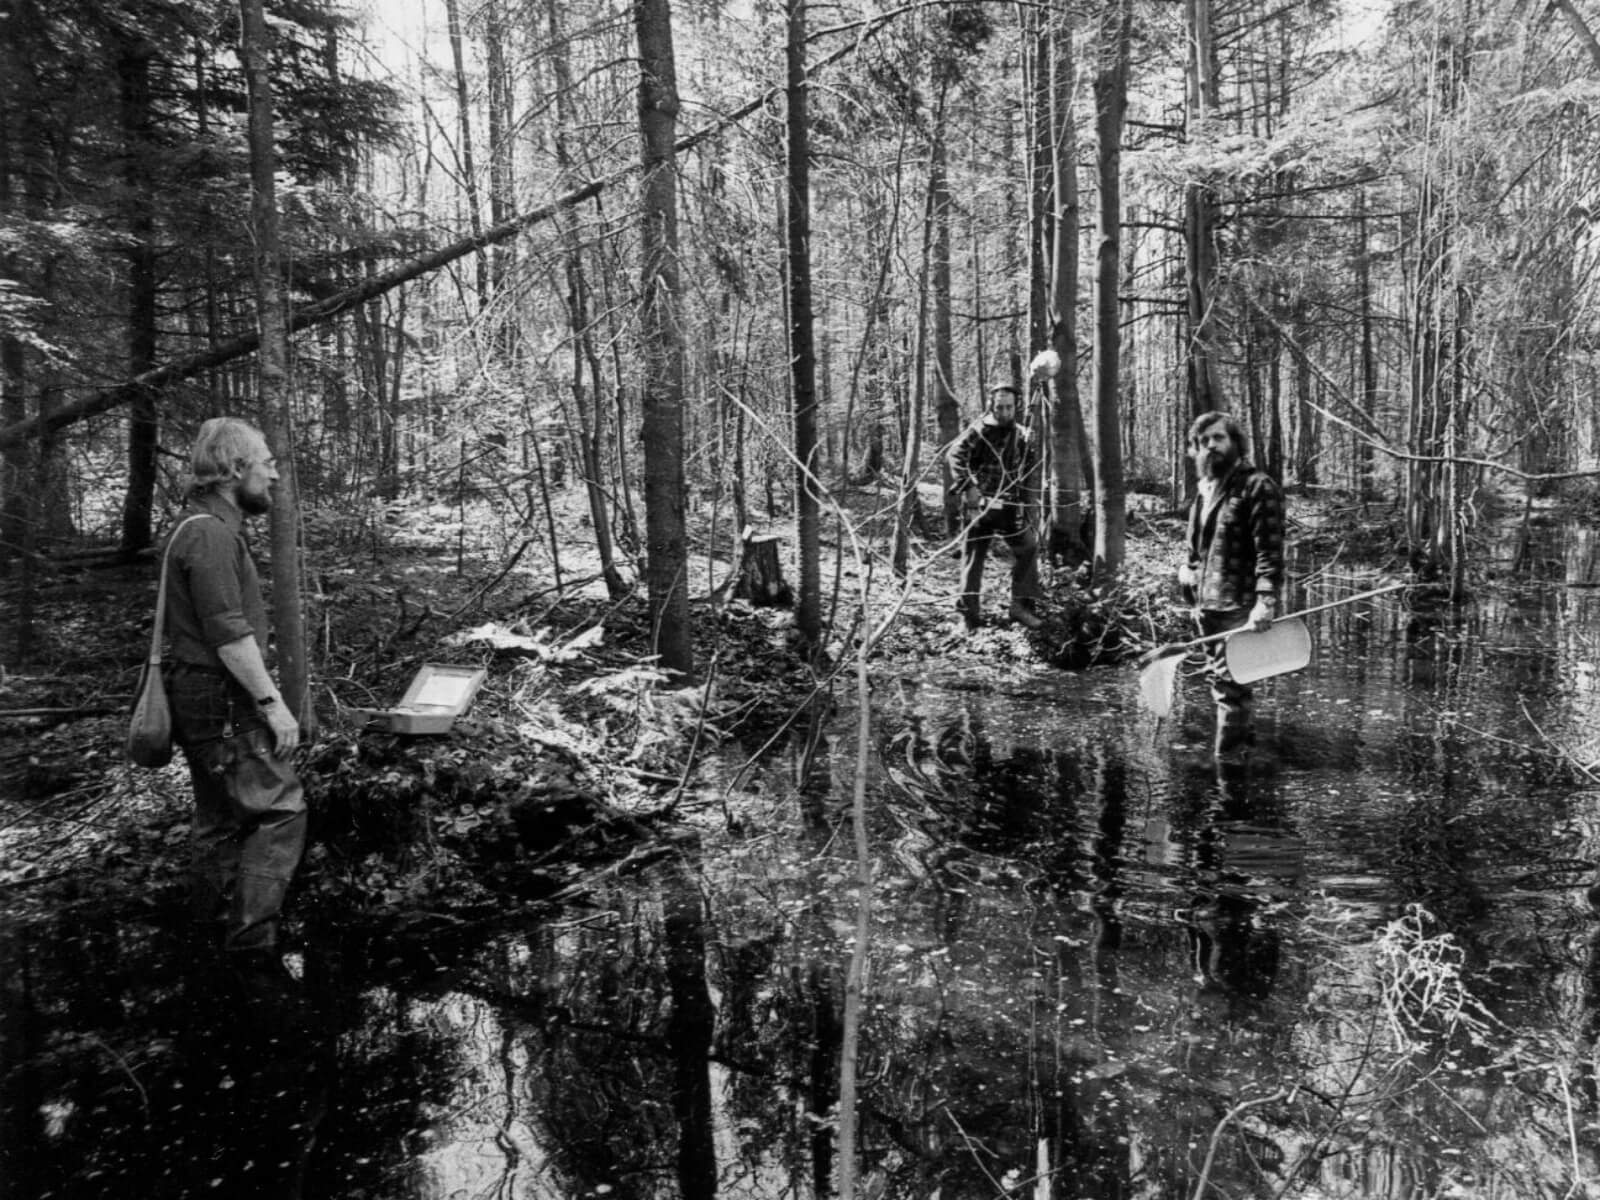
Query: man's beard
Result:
<box><xmin>1198</xmin><ymin>446</ymin><xmax>1238</xmax><ymax>480</ymax></box>
<box><xmin>238</xmin><ymin>487</ymin><xmax>272</xmax><ymax>516</ymax></box>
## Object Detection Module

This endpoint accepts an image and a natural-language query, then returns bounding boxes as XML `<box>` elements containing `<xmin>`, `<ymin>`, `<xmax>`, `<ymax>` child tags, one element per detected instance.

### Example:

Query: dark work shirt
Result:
<box><xmin>163</xmin><ymin>491</ymin><xmax>269</xmax><ymax>668</ymax></box>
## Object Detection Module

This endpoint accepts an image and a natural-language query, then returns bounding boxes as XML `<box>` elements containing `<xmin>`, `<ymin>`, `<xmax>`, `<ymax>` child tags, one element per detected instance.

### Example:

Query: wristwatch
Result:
<box><xmin>258</xmin><ymin>694</ymin><xmax>279</xmax><ymax>707</ymax></box>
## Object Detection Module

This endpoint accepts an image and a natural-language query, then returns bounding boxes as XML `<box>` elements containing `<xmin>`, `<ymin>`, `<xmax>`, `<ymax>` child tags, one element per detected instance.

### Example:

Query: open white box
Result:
<box><xmin>351</xmin><ymin>663</ymin><xmax>486</xmax><ymax>734</ymax></box>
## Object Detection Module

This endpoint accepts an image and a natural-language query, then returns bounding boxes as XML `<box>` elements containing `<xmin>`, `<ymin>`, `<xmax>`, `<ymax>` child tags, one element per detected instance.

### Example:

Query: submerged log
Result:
<box><xmin>732</xmin><ymin>533</ymin><xmax>794</xmax><ymax>607</ymax></box>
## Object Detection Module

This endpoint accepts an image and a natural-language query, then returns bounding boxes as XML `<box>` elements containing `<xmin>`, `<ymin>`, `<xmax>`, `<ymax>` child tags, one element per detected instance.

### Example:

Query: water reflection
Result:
<box><xmin>0</xmin><ymin>921</ymin><xmax>329</xmax><ymax>1200</ymax></box>
<box><xmin>7</xmin><ymin>583</ymin><xmax>1600</xmax><ymax>1198</ymax></box>
<box><xmin>1183</xmin><ymin>759</ymin><xmax>1296</xmax><ymax>1026</ymax></box>
<box><xmin>664</xmin><ymin>862</ymin><xmax>716</xmax><ymax>1199</ymax></box>
<box><xmin>169</xmin><ymin>964</ymin><xmax>329</xmax><ymax>1200</ymax></box>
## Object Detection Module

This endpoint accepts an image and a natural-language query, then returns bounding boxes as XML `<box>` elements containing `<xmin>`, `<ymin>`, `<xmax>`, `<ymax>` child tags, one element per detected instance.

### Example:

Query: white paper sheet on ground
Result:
<box><xmin>1224</xmin><ymin>617</ymin><xmax>1313</xmax><ymax>684</ymax></box>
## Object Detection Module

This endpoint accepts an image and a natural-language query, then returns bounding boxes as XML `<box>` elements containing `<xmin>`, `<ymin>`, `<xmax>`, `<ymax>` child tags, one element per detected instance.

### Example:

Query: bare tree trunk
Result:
<box><xmin>843</xmin><ymin>183</ymin><xmax>896</xmax><ymax>489</ymax></box>
<box><xmin>931</xmin><ymin>86</ymin><xmax>960</xmax><ymax>536</ymax></box>
<box><xmin>1264</xmin><ymin>315</ymin><xmax>1285</xmax><ymax>481</ymax></box>
<box><xmin>601</xmin><ymin>263</ymin><xmax>643</xmax><ymax>557</ymax></box>
<box><xmin>485</xmin><ymin>0</ymin><xmax>515</xmax><ymax>325</ymax></box>
<box><xmin>1355</xmin><ymin>188</ymin><xmax>1377</xmax><ymax>498</ymax></box>
<box><xmin>1244</xmin><ymin>317</ymin><xmax>1263</xmax><ymax>451</ymax></box>
<box><xmin>549</xmin><ymin>0</ymin><xmax>626</xmax><ymax>598</ymax></box>
<box><xmin>240</xmin><ymin>0</ymin><xmax>312</xmax><ymax>727</ymax></box>
<box><xmin>387</xmin><ymin>291</ymin><xmax>409</xmax><ymax>497</ymax></box>
<box><xmin>733</xmin><ymin>393</ymin><xmax>748</xmax><ymax>534</ymax></box>
<box><xmin>787</xmin><ymin>0</ymin><xmax>822</xmax><ymax>651</ymax></box>
<box><xmin>1448</xmin><ymin>283</ymin><xmax>1473</xmax><ymax>599</ymax></box>
<box><xmin>1120</xmin><ymin>202</ymin><xmax>1139</xmax><ymax>462</ymax></box>
<box><xmin>1000</xmin><ymin>46</ymin><xmax>1024</xmax><ymax>390</ymax></box>
<box><xmin>199</xmin><ymin>45</ymin><xmax>225</xmax><ymax>419</ymax></box>
<box><xmin>894</xmin><ymin>176</ymin><xmax>935</xmax><ymax>580</ymax></box>
<box><xmin>0</xmin><ymin>14</ymin><xmax>33</xmax><ymax>568</ymax></box>
<box><xmin>1403</xmin><ymin>21</ymin><xmax>1472</xmax><ymax>592</ymax></box>
<box><xmin>1406</xmin><ymin>189</ymin><xmax>1451</xmax><ymax>575</ymax></box>
<box><xmin>444</xmin><ymin>0</ymin><xmax>489</xmax><ymax>310</ymax></box>
<box><xmin>635</xmin><ymin>0</ymin><xmax>693</xmax><ymax>676</ymax></box>
<box><xmin>1047</xmin><ymin>9</ymin><xmax>1089</xmax><ymax>564</ymax></box>
<box><xmin>117</xmin><ymin>35</ymin><xmax>158</xmax><ymax>558</ymax></box>
<box><xmin>0</xmin><ymin>342</ymin><xmax>23</xmax><ymax>568</ymax></box>
<box><xmin>1292</xmin><ymin>303</ymin><xmax>1319</xmax><ymax>485</ymax></box>
<box><xmin>1091</xmin><ymin>0</ymin><xmax>1130</xmax><ymax>579</ymax></box>
<box><xmin>1026</xmin><ymin>9</ymin><xmax>1051</xmax><ymax>374</ymax></box>
<box><xmin>1183</xmin><ymin>0</ymin><xmax>1225</xmax><ymax>417</ymax></box>
<box><xmin>354</xmin><ymin>289</ymin><xmax>394</xmax><ymax>499</ymax></box>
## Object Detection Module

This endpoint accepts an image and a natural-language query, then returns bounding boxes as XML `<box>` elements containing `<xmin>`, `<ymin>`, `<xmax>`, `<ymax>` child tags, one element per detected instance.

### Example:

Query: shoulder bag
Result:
<box><xmin>126</xmin><ymin>514</ymin><xmax>213</xmax><ymax>768</ymax></box>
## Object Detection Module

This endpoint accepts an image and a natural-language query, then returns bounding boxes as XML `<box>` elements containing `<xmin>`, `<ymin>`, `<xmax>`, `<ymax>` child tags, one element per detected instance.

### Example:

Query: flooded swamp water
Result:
<box><xmin>6</xmin><ymin>566</ymin><xmax>1600</xmax><ymax>1198</ymax></box>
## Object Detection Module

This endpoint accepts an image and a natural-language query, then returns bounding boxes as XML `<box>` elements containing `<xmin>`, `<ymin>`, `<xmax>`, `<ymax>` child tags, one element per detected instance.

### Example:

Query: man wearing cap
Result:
<box><xmin>1178</xmin><ymin>410</ymin><xmax>1285</xmax><ymax>759</ymax></box>
<box><xmin>947</xmin><ymin>385</ymin><xmax>1045</xmax><ymax>632</ymax></box>
<box><xmin>163</xmin><ymin>417</ymin><xmax>305</xmax><ymax>981</ymax></box>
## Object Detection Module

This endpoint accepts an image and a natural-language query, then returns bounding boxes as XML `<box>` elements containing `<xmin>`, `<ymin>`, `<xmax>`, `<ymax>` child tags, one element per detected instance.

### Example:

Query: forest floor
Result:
<box><xmin>0</xmin><ymin>482</ymin><xmax>1412</xmax><ymax>939</ymax></box>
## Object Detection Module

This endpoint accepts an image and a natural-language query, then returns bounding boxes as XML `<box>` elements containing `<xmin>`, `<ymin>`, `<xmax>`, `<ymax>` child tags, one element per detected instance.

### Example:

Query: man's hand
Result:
<box><xmin>1246</xmin><ymin>595</ymin><xmax>1277</xmax><ymax>631</ymax></box>
<box><xmin>264</xmin><ymin>702</ymin><xmax>300</xmax><ymax>757</ymax></box>
<box><xmin>962</xmin><ymin>485</ymin><xmax>982</xmax><ymax>513</ymax></box>
<box><xmin>217</xmin><ymin>637</ymin><xmax>301</xmax><ymax>756</ymax></box>
<box><xmin>1176</xmin><ymin>563</ymin><xmax>1198</xmax><ymax>590</ymax></box>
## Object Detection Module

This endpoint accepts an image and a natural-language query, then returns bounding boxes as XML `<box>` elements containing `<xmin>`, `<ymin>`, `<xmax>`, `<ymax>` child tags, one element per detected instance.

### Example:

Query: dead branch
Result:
<box><xmin>1252</xmin><ymin>297</ymin><xmax>1600</xmax><ymax>485</ymax></box>
<box><xmin>0</xmin><ymin>21</ymin><xmax>896</xmax><ymax>452</ymax></box>
<box><xmin>0</xmin><ymin>706</ymin><xmax>119</xmax><ymax>719</ymax></box>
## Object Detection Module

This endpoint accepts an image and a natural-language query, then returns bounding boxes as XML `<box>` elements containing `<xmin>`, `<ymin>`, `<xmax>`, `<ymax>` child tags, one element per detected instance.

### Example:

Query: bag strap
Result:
<box><xmin>146</xmin><ymin>514</ymin><xmax>218</xmax><ymax>668</ymax></box>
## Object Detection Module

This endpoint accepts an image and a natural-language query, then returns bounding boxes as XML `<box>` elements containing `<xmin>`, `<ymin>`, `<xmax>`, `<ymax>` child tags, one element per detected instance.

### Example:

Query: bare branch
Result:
<box><xmin>0</xmin><ymin>19</ymin><xmax>895</xmax><ymax>452</ymax></box>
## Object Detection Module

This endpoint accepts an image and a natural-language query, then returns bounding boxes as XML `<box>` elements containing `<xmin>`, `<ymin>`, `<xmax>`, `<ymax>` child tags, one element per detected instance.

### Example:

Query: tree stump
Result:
<box><xmin>732</xmin><ymin>533</ymin><xmax>794</xmax><ymax>607</ymax></box>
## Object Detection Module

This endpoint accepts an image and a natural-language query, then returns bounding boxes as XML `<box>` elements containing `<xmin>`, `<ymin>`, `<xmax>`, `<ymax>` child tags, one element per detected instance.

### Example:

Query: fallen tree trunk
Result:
<box><xmin>0</xmin><ymin>19</ymin><xmax>892</xmax><ymax>452</ymax></box>
<box><xmin>0</xmin><ymin>177</ymin><xmax>615</xmax><ymax>450</ymax></box>
<box><xmin>0</xmin><ymin>706</ymin><xmax>119</xmax><ymax>720</ymax></box>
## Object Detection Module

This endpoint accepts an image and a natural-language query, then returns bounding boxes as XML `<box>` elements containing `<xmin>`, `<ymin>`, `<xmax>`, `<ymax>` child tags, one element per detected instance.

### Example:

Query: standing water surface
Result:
<box><xmin>5</xmin><ymin>580</ymin><xmax>1600</xmax><ymax>1198</ymax></box>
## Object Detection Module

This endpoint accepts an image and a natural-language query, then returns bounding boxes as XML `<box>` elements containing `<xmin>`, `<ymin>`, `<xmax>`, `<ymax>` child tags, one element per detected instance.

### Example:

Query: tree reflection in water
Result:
<box><xmin>7</xmin><ymin>587</ymin><xmax>1600</xmax><ymax>1197</ymax></box>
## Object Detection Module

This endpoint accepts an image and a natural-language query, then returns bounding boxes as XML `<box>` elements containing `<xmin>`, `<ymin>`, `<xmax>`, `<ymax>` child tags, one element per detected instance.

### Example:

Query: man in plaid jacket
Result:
<box><xmin>1178</xmin><ymin>411</ymin><xmax>1285</xmax><ymax>759</ymax></box>
<box><xmin>947</xmin><ymin>385</ymin><xmax>1045</xmax><ymax>632</ymax></box>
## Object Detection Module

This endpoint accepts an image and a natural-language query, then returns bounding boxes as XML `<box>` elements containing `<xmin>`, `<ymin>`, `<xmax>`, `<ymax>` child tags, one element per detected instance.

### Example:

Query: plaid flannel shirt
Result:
<box><xmin>947</xmin><ymin>415</ymin><xmax>1039</xmax><ymax>504</ymax></box>
<box><xmin>1187</xmin><ymin>464</ymin><xmax>1285</xmax><ymax>612</ymax></box>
